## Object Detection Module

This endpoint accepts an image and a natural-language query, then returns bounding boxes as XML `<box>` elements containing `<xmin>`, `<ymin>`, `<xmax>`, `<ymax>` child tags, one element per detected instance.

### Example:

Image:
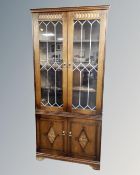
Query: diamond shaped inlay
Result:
<box><xmin>79</xmin><ymin>129</ymin><xmax>89</xmax><ymax>149</ymax></box>
<box><xmin>48</xmin><ymin>127</ymin><xmax>56</xmax><ymax>144</ymax></box>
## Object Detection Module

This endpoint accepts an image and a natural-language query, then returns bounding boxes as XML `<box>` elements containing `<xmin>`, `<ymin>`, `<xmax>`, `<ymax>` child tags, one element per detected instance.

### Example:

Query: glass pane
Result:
<box><xmin>39</xmin><ymin>21</ymin><xmax>63</xmax><ymax>107</ymax></box>
<box><xmin>72</xmin><ymin>20</ymin><xmax>100</xmax><ymax>110</ymax></box>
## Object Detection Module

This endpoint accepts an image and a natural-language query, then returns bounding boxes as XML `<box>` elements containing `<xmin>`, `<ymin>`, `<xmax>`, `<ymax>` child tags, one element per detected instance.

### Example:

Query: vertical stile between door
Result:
<box><xmin>64</xmin><ymin>116</ymin><xmax>68</xmax><ymax>154</ymax></box>
<box><xmin>67</xmin><ymin>12</ymin><xmax>74</xmax><ymax>112</ymax></box>
<box><xmin>67</xmin><ymin>117</ymin><xmax>72</xmax><ymax>156</ymax></box>
<box><xmin>62</xmin><ymin>12</ymin><xmax>68</xmax><ymax>111</ymax></box>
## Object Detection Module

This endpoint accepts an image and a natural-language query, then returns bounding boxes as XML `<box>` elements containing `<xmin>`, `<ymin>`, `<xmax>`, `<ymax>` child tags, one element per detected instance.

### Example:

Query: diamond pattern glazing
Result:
<box><xmin>72</xmin><ymin>20</ymin><xmax>100</xmax><ymax>110</ymax></box>
<box><xmin>39</xmin><ymin>21</ymin><xmax>63</xmax><ymax>107</ymax></box>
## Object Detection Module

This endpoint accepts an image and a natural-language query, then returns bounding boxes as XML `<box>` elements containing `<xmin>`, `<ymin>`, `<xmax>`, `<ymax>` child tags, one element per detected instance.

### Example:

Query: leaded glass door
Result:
<box><xmin>67</xmin><ymin>11</ymin><xmax>107</xmax><ymax>114</ymax></box>
<box><xmin>33</xmin><ymin>13</ymin><xmax>68</xmax><ymax>111</ymax></box>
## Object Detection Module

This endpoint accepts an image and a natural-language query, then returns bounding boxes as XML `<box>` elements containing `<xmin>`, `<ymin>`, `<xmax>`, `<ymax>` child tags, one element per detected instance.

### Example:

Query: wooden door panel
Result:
<box><xmin>67</xmin><ymin>11</ymin><xmax>107</xmax><ymax>115</ymax></box>
<box><xmin>37</xmin><ymin>116</ymin><xmax>67</xmax><ymax>156</ymax></box>
<box><xmin>68</xmin><ymin>118</ymin><xmax>101</xmax><ymax>161</ymax></box>
<box><xmin>33</xmin><ymin>12</ymin><xmax>68</xmax><ymax>111</ymax></box>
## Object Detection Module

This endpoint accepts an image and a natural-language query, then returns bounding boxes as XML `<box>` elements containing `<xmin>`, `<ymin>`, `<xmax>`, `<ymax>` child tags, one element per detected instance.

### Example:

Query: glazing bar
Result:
<box><xmin>80</xmin><ymin>24</ymin><xmax>83</xmax><ymax>63</ymax></box>
<box><xmin>54</xmin><ymin>23</ymin><xmax>56</xmax><ymax>63</ymax></box>
<box><xmin>79</xmin><ymin>71</ymin><xmax>81</xmax><ymax>106</ymax></box>
<box><xmin>79</xmin><ymin>22</ymin><xmax>83</xmax><ymax>107</ymax></box>
<box><xmin>54</xmin><ymin>23</ymin><xmax>57</xmax><ymax>104</ymax></box>
<box><xmin>87</xmin><ymin>22</ymin><xmax>92</xmax><ymax>106</ymax></box>
<box><xmin>89</xmin><ymin>23</ymin><xmax>92</xmax><ymax>64</ymax></box>
<box><xmin>55</xmin><ymin>70</ymin><xmax>56</xmax><ymax>104</ymax></box>
<box><xmin>47</xmin><ymin>70</ymin><xmax>49</xmax><ymax>105</ymax></box>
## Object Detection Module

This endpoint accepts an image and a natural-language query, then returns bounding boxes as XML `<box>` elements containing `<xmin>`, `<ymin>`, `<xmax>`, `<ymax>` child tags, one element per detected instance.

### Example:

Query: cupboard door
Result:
<box><xmin>68</xmin><ymin>118</ymin><xmax>101</xmax><ymax>161</ymax></box>
<box><xmin>33</xmin><ymin>13</ymin><xmax>68</xmax><ymax>111</ymax></box>
<box><xmin>67</xmin><ymin>11</ymin><xmax>107</xmax><ymax>114</ymax></box>
<box><xmin>37</xmin><ymin>115</ymin><xmax>67</xmax><ymax>156</ymax></box>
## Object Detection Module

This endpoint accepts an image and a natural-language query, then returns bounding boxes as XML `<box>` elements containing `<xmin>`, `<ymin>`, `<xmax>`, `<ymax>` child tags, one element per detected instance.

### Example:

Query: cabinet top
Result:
<box><xmin>31</xmin><ymin>5</ymin><xmax>110</xmax><ymax>13</ymax></box>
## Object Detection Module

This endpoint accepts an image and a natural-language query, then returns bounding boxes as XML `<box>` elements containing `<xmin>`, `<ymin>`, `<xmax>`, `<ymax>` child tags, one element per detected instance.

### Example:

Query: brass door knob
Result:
<box><xmin>69</xmin><ymin>131</ymin><xmax>72</xmax><ymax>137</ymax></box>
<box><xmin>68</xmin><ymin>63</ymin><xmax>71</xmax><ymax>67</ymax></box>
<box><xmin>63</xmin><ymin>63</ymin><xmax>66</xmax><ymax>67</ymax></box>
<box><xmin>62</xmin><ymin>131</ymin><xmax>66</xmax><ymax>136</ymax></box>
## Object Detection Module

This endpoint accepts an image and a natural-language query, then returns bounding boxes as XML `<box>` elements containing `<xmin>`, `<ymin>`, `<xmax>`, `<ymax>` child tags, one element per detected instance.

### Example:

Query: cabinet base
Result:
<box><xmin>36</xmin><ymin>152</ymin><xmax>100</xmax><ymax>170</ymax></box>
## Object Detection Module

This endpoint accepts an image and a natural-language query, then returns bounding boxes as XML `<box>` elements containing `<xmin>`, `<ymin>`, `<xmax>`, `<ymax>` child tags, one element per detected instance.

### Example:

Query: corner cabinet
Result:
<box><xmin>31</xmin><ymin>5</ymin><xmax>109</xmax><ymax>170</ymax></box>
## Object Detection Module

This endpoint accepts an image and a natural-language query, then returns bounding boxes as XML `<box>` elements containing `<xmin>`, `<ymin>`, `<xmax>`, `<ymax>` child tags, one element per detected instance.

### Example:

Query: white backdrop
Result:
<box><xmin>0</xmin><ymin>0</ymin><xmax>140</xmax><ymax>175</ymax></box>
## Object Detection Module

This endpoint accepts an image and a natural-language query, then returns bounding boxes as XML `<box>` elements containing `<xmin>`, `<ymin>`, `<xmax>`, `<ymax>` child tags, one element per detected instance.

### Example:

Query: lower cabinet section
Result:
<box><xmin>36</xmin><ymin>113</ymin><xmax>101</xmax><ymax>169</ymax></box>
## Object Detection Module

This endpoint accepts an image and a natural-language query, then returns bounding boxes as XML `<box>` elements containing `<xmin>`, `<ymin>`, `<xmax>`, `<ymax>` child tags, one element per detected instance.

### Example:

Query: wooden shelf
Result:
<box><xmin>42</xmin><ymin>87</ymin><xmax>96</xmax><ymax>92</ymax></box>
<box><xmin>73</xmin><ymin>86</ymin><xmax>96</xmax><ymax>92</ymax></box>
<box><xmin>74</xmin><ymin>40</ymin><xmax>99</xmax><ymax>43</ymax></box>
<box><xmin>40</xmin><ymin>40</ymin><xmax>63</xmax><ymax>43</ymax></box>
<box><xmin>39</xmin><ymin>40</ymin><xmax>99</xmax><ymax>43</ymax></box>
<box><xmin>42</xmin><ymin>87</ymin><xmax>62</xmax><ymax>91</ymax></box>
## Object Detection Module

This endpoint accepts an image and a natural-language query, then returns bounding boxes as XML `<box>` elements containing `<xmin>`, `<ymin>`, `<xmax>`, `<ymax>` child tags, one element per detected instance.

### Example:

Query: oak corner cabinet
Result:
<box><xmin>31</xmin><ymin>5</ymin><xmax>109</xmax><ymax>170</ymax></box>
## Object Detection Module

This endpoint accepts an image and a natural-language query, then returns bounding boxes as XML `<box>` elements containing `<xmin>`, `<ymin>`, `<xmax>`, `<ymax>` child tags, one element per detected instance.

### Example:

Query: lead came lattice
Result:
<box><xmin>72</xmin><ymin>19</ymin><xmax>100</xmax><ymax>110</ymax></box>
<box><xmin>39</xmin><ymin>20</ymin><xmax>63</xmax><ymax>107</ymax></box>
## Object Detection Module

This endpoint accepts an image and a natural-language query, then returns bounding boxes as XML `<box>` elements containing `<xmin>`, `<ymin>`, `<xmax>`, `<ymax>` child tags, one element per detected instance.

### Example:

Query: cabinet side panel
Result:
<box><xmin>32</xmin><ymin>13</ymin><xmax>41</xmax><ymax>108</ymax></box>
<box><xmin>36</xmin><ymin>116</ymin><xmax>40</xmax><ymax>151</ymax></box>
<box><xmin>96</xmin><ymin>120</ymin><xmax>102</xmax><ymax>161</ymax></box>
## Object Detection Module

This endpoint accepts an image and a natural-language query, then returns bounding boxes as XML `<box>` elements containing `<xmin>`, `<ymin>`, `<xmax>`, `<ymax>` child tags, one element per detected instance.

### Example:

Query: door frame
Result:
<box><xmin>67</xmin><ymin>117</ymin><xmax>101</xmax><ymax>161</ymax></box>
<box><xmin>36</xmin><ymin>114</ymin><xmax>68</xmax><ymax>155</ymax></box>
<box><xmin>67</xmin><ymin>10</ymin><xmax>108</xmax><ymax>114</ymax></box>
<box><xmin>32</xmin><ymin>12</ymin><xmax>68</xmax><ymax>111</ymax></box>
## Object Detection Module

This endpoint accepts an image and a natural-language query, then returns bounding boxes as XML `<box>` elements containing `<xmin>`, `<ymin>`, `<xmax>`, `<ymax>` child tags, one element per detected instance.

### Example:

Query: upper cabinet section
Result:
<box><xmin>32</xmin><ymin>6</ymin><xmax>109</xmax><ymax>114</ymax></box>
